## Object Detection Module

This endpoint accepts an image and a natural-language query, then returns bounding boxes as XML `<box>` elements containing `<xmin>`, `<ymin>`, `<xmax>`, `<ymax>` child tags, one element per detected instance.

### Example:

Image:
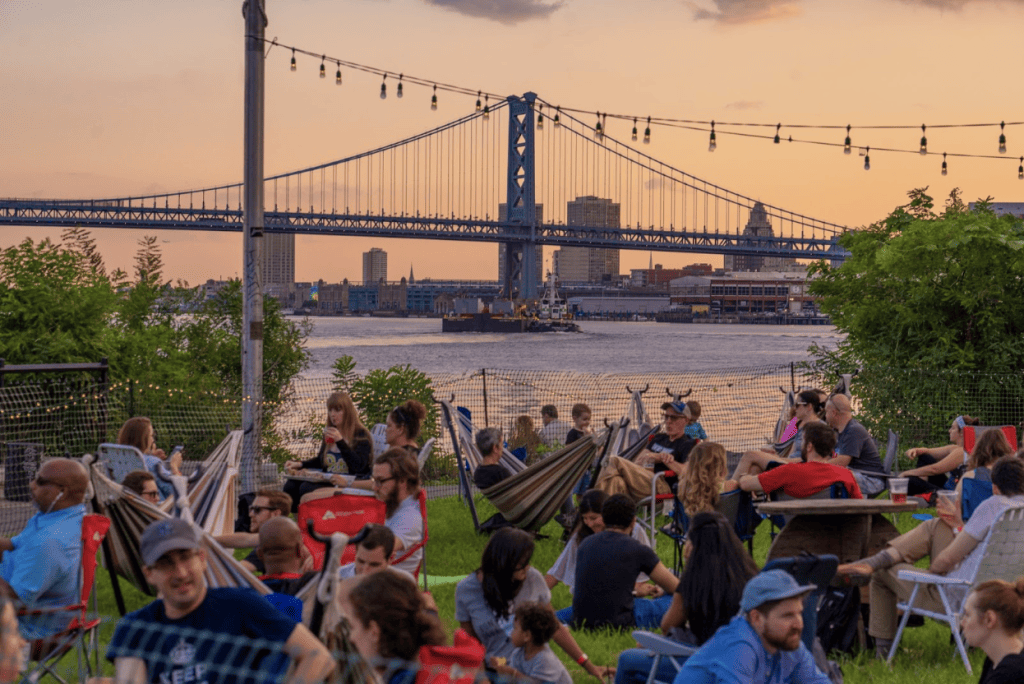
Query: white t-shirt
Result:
<box><xmin>386</xmin><ymin>495</ymin><xmax>423</xmax><ymax>576</ymax></box>
<box><xmin>546</xmin><ymin>524</ymin><xmax>652</xmax><ymax>593</ymax></box>
<box><xmin>337</xmin><ymin>563</ymin><xmax>417</xmax><ymax>583</ymax></box>
<box><xmin>946</xmin><ymin>494</ymin><xmax>1024</xmax><ymax>603</ymax></box>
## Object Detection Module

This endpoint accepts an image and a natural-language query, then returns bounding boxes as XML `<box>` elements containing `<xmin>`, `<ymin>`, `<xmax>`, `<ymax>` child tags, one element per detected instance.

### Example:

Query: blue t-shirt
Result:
<box><xmin>684</xmin><ymin>422</ymin><xmax>708</xmax><ymax>441</ymax></box>
<box><xmin>674</xmin><ymin>615</ymin><xmax>829</xmax><ymax>684</ymax></box>
<box><xmin>106</xmin><ymin>587</ymin><xmax>297</xmax><ymax>684</ymax></box>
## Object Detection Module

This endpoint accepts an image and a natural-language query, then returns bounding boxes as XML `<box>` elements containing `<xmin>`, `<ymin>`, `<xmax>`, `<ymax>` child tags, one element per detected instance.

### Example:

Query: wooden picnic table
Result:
<box><xmin>756</xmin><ymin>498</ymin><xmax>925</xmax><ymax>564</ymax></box>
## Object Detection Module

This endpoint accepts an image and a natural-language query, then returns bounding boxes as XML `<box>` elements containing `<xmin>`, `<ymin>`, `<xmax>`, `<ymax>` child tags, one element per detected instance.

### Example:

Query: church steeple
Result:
<box><xmin>409</xmin><ymin>263</ymin><xmax>415</xmax><ymax>284</ymax></box>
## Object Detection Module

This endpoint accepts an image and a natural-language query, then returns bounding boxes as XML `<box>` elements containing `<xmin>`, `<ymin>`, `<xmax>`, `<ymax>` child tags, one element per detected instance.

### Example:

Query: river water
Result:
<box><xmin>300</xmin><ymin>317</ymin><xmax>840</xmax><ymax>376</ymax></box>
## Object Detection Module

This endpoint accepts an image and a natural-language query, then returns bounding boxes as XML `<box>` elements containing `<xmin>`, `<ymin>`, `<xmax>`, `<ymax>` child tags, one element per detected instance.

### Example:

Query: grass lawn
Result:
<box><xmin>60</xmin><ymin>495</ymin><xmax>981</xmax><ymax>683</ymax></box>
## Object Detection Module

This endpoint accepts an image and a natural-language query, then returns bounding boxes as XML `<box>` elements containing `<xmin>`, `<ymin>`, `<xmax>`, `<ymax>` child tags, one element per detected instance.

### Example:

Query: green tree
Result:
<box><xmin>0</xmin><ymin>238</ymin><xmax>118</xmax><ymax>364</ymax></box>
<box><xmin>808</xmin><ymin>188</ymin><xmax>1024</xmax><ymax>442</ymax></box>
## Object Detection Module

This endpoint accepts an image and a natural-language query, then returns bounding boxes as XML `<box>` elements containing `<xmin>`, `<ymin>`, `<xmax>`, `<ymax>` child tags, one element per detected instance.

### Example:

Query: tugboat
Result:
<box><xmin>441</xmin><ymin>273</ymin><xmax>580</xmax><ymax>333</ymax></box>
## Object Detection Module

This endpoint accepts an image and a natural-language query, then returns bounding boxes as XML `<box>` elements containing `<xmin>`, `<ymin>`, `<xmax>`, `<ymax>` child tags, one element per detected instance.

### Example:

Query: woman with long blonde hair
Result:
<box><xmin>679</xmin><ymin>442</ymin><xmax>738</xmax><ymax>518</ymax></box>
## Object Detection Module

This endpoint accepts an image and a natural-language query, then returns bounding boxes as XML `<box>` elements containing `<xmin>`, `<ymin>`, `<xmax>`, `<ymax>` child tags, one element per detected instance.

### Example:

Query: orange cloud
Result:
<box><xmin>423</xmin><ymin>0</ymin><xmax>564</xmax><ymax>24</ymax></box>
<box><xmin>690</xmin><ymin>0</ymin><xmax>801</xmax><ymax>24</ymax></box>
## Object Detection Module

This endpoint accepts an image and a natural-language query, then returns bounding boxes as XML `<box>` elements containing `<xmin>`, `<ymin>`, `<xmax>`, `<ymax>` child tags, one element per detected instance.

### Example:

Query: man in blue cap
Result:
<box><xmin>593</xmin><ymin>400</ymin><xmax>696</xmax><ymax>503</ymax></box>
<box><xmin>674</xmin><ymin>570</ymin><xmax>830</xmax><ymax>684</ymax></box>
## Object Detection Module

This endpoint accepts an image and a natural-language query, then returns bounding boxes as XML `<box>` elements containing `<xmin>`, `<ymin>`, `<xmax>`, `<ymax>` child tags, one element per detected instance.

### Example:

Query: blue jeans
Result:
<box><xmin>555</xmin><ymin>595</ymin><xmax>673</xmax><ymax>630</ymax></box>
<box><xmin>614</xmin><ymin>648</ymin><xmax>685</xmax><ymax>684</ymax></box>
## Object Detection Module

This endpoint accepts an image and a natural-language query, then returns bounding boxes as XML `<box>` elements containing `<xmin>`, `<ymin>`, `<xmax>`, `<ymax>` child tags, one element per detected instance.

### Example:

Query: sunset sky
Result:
<box><xmin>2</xmin><ymin>0</ymin><xmax>1023</xmax><ymax>285</ymax></box>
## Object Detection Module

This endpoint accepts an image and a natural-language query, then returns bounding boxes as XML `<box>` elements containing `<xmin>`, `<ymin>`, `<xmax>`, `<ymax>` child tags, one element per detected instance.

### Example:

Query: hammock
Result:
<box><xmin>439</xmin><ymin>400</ymin><xmax>601</xmax><ymax>531</ymax></box>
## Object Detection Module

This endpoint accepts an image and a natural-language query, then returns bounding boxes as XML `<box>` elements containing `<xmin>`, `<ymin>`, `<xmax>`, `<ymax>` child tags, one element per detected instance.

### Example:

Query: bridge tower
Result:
<box><xmin>501</xmin><ymin>93</ymin><xmax>539</xmax><ymax>301</ymax></box>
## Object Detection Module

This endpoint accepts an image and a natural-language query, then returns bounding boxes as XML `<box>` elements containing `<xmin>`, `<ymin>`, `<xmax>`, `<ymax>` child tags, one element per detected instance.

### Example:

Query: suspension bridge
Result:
<box><xmin>0</xmin><ymin>92</ymin><xmax>848</xmax><ymax>299</ymax></box>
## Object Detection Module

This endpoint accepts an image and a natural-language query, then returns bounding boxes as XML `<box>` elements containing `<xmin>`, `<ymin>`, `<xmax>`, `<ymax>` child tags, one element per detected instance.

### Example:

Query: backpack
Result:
<box><xmin>816</xmin><ymin>585</ymin><xmax>861</xmax><ymax>655</ymax></box>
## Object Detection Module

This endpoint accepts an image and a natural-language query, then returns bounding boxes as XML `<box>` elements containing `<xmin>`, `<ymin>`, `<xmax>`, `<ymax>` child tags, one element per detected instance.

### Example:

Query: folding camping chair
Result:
<box><xmin>417</xmin><ymin>437</ymin><xmax>436</xmax><ymax>470</ymax></box>
<box><xmin>660</xmin><ymin>488</ymin><xmax>759</xmax><ymax>573</ymax></box>
<box><xmin>887</xmin><ymin>504</ymin><xmax>1024</xmax><ymax>673</ymax></box>
<box><xmin>963</xmin><ymin>425</ymin><xmax>1018</xmax><ymax>455</ymax></box>
<box><xmin>762</xmin><ymin>554</ymin><xmax>839</xmax><ymax>652</ymax></box>
<box><xmin>637</xmin><ymin>470</ymin><xmax>678</xmax><ymax>540</ymax></box>
<box><xmin>19</xmin><ymin>514</ymin><xmax>110</xmax><ymax>684</ymax></box>
<box><xmin>96</xmin><ymin>443</ymin><xmax>147</xmax><ymax>484</ymax></box>
<box><xmin>370</xmin><ymin>423</ymin><xmax>389</xmax><ymax>456</ymax></box>
<box><xmin>628</xmin><ymin>631</ymin><xmax>698</xmax><ymax>684</ymax></box>
<box><xmin>299</xmin><ymin>489</ymin><xmax>386</xmax><ymax>570</ymax></box>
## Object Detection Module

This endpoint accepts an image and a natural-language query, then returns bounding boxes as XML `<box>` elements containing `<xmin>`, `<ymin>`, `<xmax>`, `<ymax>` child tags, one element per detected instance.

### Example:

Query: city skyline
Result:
<box><xmin>3</xmin><ymin>1</ymin><xmax>1023</xmax><ymax>285</ymax></box>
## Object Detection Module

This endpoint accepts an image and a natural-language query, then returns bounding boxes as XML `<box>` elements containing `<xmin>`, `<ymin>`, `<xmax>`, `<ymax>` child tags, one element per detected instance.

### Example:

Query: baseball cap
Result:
<box><xmin>661</xmin><ymin>401</ymin><xmax>690</xmax><ymax>416</ymax></box>
<box><xmin>740</xmin><ymin>570</ymin><xmax>816</xmax><ymax>613</ymax></box>
<box><xmin>140</xmin><ymin>518</ymin><xmax>201</xmax><ymax>566</ymax></box>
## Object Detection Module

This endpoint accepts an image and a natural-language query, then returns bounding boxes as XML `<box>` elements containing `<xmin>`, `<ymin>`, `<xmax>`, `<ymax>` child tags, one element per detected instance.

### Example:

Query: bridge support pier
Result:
<box><xmin>502</xmin><ymin>93</ymin><xmax>539</xmax><ymax>301</ymax></box>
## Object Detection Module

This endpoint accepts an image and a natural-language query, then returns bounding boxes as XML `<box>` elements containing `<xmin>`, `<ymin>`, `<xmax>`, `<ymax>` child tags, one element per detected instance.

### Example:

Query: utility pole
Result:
<box><xmin>241</xmin><ymin>0</ymin><xmax>266</xmax><ymax>495</ymax></box>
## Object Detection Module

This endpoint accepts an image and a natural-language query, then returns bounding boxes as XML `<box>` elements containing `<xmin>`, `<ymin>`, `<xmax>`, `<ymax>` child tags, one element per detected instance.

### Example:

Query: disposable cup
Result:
<box><xmin>936</xmin><ymin>490</ymin><xmax>959</xmax><ymax>510</ymax></box>
<box><xmin>889</xmin><ymin>477</ymin><xmax>909</xmax><ymax>504</ymax></box>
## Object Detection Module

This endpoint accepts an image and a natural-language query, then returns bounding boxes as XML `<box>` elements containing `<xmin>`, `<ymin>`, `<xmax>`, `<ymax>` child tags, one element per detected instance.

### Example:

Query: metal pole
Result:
<box><xmin>241</xmin><ymin>0</ymin><xmax>266</xmax><ymax>495</ymax></box>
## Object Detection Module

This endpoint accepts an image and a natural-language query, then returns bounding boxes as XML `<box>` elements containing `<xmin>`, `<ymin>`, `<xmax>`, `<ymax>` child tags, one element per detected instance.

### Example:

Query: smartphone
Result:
<box><xmin>171</xmin><ymin>445</ymin><xmax>184</xmax><ymax>456</ymax></box>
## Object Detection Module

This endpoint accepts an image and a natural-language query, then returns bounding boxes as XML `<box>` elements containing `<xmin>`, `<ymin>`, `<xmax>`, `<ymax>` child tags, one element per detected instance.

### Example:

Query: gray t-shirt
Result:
<box><xmin>386</xmin><ymin>495</ymin><xmax>423</xmax><ymax>576</ymax></box>
<box><xmin>511</xmin><ymin>645</ymin><xmax>572</xmax><ymax>684</ymax></box>
<box><xmin>454</xmin><ymin>568</ymin><xmax>551</xmax><ymax>660</ymax></box>
<box><xmin>337</xmin><ymin>563</ymin><xmax>417</xmax><ymax>584</ymax></box>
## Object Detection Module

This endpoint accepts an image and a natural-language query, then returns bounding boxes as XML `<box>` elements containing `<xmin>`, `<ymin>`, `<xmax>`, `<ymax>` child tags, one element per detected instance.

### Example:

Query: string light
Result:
<box><xmin>431</xmin><ymin>85</ymin><xmax>437</xmax><ymax>110</ymax></box>
<box><xmin>595</xmin><ymin>112</ymin><xmax>603</xmax><ymax>138</ymax></box>
<box><xmin>631</xmin><ymin>118</ymin><xmax>638</xmax><ymax>142</ymax></box>
<box><xmin>475</xmin><ymin>92</ymin><xmax>482</xmax><ymax>112</ymax></box>
<box><xmin>536</xmin><ymin>104</ymin><xmax>543</xmax><ymax>130</ymax></box>
<box><xmin>864</xmin><ymin>146</ymin><xmax>871</xmax><ymax>171</ymax></box>
<box><xmin>319</xmin><ymin>56</ymin><xmax>326</xmax><ymax>79</ymax></box>
<box><xmin>999</xmin><ymin>122</ymin><xmax>1007</xmax><ymax>154</ymax></box>
<box><xmin>335</xmin><ymin>61</ymin><xmax>342</xmax><ymax>85</ymax></box>
<box><xmin>774</xmin><ymin>123</ymin><xmax>781</xmax><ymax>144</ymax></box>
<box><xmin>709</xmin><ymin>120</ymin><xmax>716</xmax><ymax>152</ymax></box>
<box><xmin>554</xmin><ymin>107</ymin><xmax>561</xmax><ymax>126</ymax></box>
<box><xmin>483</xmin><ymin>95</ymin><xmax>490</xmax><ymax>120</ymax></box>
<box><xmin>290</xmin><ymin>49</ymin><xmax>297</xmax><ymax>71</ymax></box>
<box><xmin>643</xmin><ymin>116</ymin><xmax>651</xmax><ymax>144</ymax></box>
<box><xmin>843</xmin><ymin>125</ymin><xmax>852</xmax><ymax>155</ymax></box>
<box><xmin>1019</xmin><ymin>157</ymin><xmax>1023</xmax><ymax>180</ymax></box>
<box><xmin>919</xmin><ymin>124</ymin><xmax>928</xmax><ymax>155</ymax></box>
<box><xmin>380</xmin><ymin>74</ymin><xmax>387</xmax><ymax>99</ymax></box>
<box><xmin>397</xmin><ymin>74</ymin><xmax>404</xmax><ymax>99</ymax></box>
<box><xmin>941</xmin><ymin>152</ymin><xmax>948</xmax><ymax>176</ymax></box>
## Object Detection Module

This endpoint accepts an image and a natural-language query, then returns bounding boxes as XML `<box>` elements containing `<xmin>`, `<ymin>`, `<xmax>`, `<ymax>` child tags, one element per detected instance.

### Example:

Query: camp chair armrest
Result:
<box><xmin>631</xmin><ymin>631</ymin><xmax>698</xmax><ymax>657</ymax></box>
<box><xmin>895</xmin><ymin>569</ymin><xmax>971</xmax><ymax>586</ymax></box>
<box><xmin>16</xmin><ymin>602</ymin><xmax>85</xmax><ymax>617</ymax></box>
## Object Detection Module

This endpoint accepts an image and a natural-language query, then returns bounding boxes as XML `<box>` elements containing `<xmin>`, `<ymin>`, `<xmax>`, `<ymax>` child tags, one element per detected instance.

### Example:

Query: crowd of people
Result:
<box><xmin>4</xmin><ymin>391</ymin><xmax>1024</xmax><ymax>684</ymax></box>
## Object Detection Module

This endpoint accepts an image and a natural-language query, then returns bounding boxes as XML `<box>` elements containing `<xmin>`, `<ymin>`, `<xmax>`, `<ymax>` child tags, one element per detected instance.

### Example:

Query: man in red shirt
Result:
<box><xmin>739</xmin><ymin>422</ymin><xmax>862</xmax><ymax>499</ymax></box>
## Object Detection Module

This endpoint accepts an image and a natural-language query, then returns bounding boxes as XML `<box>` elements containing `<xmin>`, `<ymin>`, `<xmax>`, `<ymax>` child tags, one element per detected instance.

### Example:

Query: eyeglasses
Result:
<box><xmin>141</xmin><ymin>489</ymin><xmax>160</xmax><ymax>500</ymax></box>
<box><xmin>371</xmin><ymin>476</ymin><xmax>396</xmax><ymax>487</ymax></box>
<box><xmin>249</xmin><ymin>505</ymin><xmax>274</xmax><ymax>514</ymax></box>
<box><xmin>795</xmin><ymin>401</ymin><xmax>809</xmax><ymax>407</ymax></box>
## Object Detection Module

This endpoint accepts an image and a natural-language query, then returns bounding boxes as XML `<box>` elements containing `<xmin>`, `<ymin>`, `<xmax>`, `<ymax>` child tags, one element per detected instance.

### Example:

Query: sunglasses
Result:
<box><xmin>663</xmin><ymin>414</ymin><xmax>686</xmax><ymax>422</ymax></box>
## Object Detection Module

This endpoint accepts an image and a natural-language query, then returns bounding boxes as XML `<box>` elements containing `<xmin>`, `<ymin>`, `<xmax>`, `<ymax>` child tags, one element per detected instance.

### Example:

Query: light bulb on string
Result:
<box><xmin>483</xmin><ymin>95</ymin><xmax>490</xmax><ymax>120</ymax></box>
<box><xmin>709</xmin><ymin>121</ymin><xmax>717</xmax><ymax>152</ymax></box>
<box><xmin>844</xmin><ymin>125</ymin><xmax>851</xmax><ymax>155</ymax></box>
<box><xmin>864</xmin><ymin>146</ymin><xmax>871</xmax><ymax>171</ymax></box>
<box><xmin>431</xmin><ymin>85</ymin><xmax>437</xmax><ymax>110</ymax></box>
<box><xmin>774</xmin><ymin>123</ymin><xmax>781</xmax><ymax>144</ymax></box>
<box><xmin>1019</xmin><ymin>157</ymin><xmax>1023</xmax><ymax>180</ymax></box>
<box><xmin>554</xmin><ymin>106</ymin><xmax>561</xmax><ymax>126</ymax></box>
<box><xmin>397</xmin><ymin>74</ymin><xmax>403</xmax><ymax>99</ymax></box>
<box><xmin>536</xmin><ymin>104</ymin><xmax>543</xmax><ymax>130</ymax></box>
<box><xmin>475</xmin><ymin>92</ymin><xmax>482</xmax><ymax>112</ymax></box>
<box><xmin>290</xmin><ymin>49</ymin><xmax>297</xmax><ymax>71</ymax></box>
<box><xmin>941</xmin><ymin>152</ymin><xmax>948</xmax><ymax>176</ymax></box>
<box><xmin>335</xmin><ymin>61</ymin><xmax>342</xmax><ymax>85</ymax></box>
<box><xmin>380</xmin><ymin>74</ymin><xmax>387</xmax><ymax>99</ymax></box>
<box><xmin>631</xmin><ymin>118</ymin><xmax>638</xmax><ymax>142</ymax></box>
<box><xmin>919</xmin><ymin>124</ymin><xmax>928</xmax><ymax>155</ymax></box>
<box><xmin>999</xmin><ymin>122</ymin><xmax>1007</xmax><ymax>154</ymax></box>
<box><xmin>319</xmin><ymin>56</ymin><xmax>326</xmax><ymax>79</ymax></box>
<box><xmin>595</xmin><ymin>112</ymin><xmax>603</xmax><ymax>138</ymax></box>
<box><xmin>643</xmin><ymin>116</ymin><xmax>651</xmax><ymax>144</ymax></box>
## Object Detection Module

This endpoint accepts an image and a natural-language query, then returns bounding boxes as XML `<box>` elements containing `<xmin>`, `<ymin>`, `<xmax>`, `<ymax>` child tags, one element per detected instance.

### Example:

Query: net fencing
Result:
<box><xmin>4</xmin><ymin>363</ymin><xmax>1024</xmax><ymax>536</ymax></box>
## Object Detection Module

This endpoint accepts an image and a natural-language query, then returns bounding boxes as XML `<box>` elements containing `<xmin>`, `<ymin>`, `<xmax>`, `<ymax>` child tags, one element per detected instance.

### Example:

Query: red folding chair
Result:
<box><xmin>963</xmin><ymin>425</ymin><xmax>1018</xmax><ymax>454</ymax></box>
<box><xmin>391</xmin><ymin>489</ymin><xmax>429</xmax><ymax>588</ymax></box>
<box><xmin>20</xmin><ymin>513</ymin><xmax>110</xmax><ymax>684</ymax></box>
<box><xmin>416</xmin><ymin>629</ymin><xmax>484</xmax><ymax>684</ymax></box>
<box><xmin>298</xmin><ymin>490</ymin><xmax>385</xmax><ymax>570</ymax></box>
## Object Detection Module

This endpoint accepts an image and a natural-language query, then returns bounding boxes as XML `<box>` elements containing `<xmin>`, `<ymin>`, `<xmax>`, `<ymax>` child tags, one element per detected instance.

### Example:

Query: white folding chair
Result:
<box><xmin>96</xmin><ymin>443</ymin><xmax>147</xmax><ymax>483</ymax></box>
<box><xmin>887</xmin><ymin>504</ymin><xmax>1024</xmax><ymax>672</ymax></box>
<box><xmin>417</xmin><ymin>437</ymin><xmax>436</xmax><ymax>469</ymax></box>
<box><xmin>370</xmin><ymin>423</ymin><xmax>388</xmax><ymax>456</ymax></box>
<box><xmin>630</xmin><ymin>631</ymin><xmax>698</xmax><ymax>684</ymax></box>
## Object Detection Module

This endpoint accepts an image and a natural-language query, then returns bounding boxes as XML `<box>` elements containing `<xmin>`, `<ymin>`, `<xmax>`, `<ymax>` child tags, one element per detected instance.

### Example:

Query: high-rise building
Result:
<box><xmin>261</xmin><ymin>234</ymin><xmax>295</xmax><ymax>285</ymax></box>
<box><xmin>497</xmin><ymin>203</ymin><xmax>545</xmax><ymax>285</ymax></box>
<box><xmin>723</xmin><ymin>202</ymin><xmax>796</xmax><ymax>273</ymax></box>
<box><xmin>362</xmin><ymin>247</ymin><xmax>387</xmax><ymax>285</ymax></box>
<box><xmin>559</xmin><ymin>196</ymin><xmax>620</xmax><ymax>283</ymax></box>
